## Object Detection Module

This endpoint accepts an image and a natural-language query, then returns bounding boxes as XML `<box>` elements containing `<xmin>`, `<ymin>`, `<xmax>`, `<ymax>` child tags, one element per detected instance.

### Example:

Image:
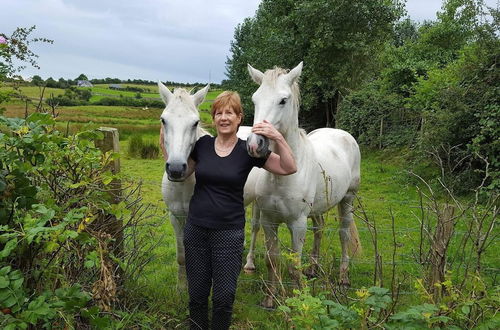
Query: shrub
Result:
<box><xmin>128</xmin><ymin>134</ymin><xmax>159</xmax><ymax>159</ymax></box>
<box><xmin>0</xmin><ymin>113</ymin><xmax>119</xmax><ymax>327</ymax></box>
<box><xmin>337</xmin><ymin>82</ymin><xmax>419</xmax><ymax>148</ymax></box>
<box><xmin>128</xmin><ymin>134</ymin><xmax>144</xmax><ymax>158</ymax></box>
<box><xmin>140</xmin><ymin>143</ymin><xmax>159</xmax><ymax>159</ymax></box>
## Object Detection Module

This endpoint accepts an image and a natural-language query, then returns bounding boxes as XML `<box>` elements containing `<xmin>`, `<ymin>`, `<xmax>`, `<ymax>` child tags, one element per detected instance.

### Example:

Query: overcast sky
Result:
<box><xmin>1</xmin><ymin>0</ymin><xmax>497</xmax><ymax>83</ymax></box>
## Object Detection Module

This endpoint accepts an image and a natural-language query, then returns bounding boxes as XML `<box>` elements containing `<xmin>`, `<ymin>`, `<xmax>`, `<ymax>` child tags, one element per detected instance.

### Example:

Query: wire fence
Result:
<box><xmin>132</xmin><ymin>180</ymin><xmax>498</xmax><ymax>299</ymax></box>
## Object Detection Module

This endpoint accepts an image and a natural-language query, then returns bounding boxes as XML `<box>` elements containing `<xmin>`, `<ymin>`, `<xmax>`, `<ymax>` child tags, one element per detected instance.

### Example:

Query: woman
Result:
<box><xmin>169</xmin><ymin>91</ymin><xmax>296</xmax><ymax>329</ymax></box>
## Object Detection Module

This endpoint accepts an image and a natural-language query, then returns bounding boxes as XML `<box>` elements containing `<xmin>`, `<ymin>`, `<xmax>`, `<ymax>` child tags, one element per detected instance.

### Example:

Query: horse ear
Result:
<box><xmin>247</xmin><ymin>64</ymin><xmax>264</xmax><ymax>85</ymax></box>
<box><xmin>158</xmin><ymin>81</ymin><xmax>173</xmax><ymax>105</ymax></box>
<box><xmin>285</xmin><ymin>61</ymin><xmax>303</xmax><ymax>85</ymax></box>
<box><xmin>192</xmin><ymin>84</ymin><xmax>209</xmax><ymax>107</ymax></box>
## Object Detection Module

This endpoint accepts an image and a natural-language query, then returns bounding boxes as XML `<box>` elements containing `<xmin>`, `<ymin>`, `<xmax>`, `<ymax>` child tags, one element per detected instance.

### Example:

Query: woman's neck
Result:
<box><xmin>215</xmin><ymin>134</ymin><xmax>238</xmax><ymax>147</ymax></box>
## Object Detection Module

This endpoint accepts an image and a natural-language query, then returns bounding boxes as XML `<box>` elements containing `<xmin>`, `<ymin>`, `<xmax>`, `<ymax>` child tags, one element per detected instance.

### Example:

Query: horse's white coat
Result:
<box><xmin>244</xmin><ymin>63</ymin><xmax>361</xmax><ymax>308</ymax></box>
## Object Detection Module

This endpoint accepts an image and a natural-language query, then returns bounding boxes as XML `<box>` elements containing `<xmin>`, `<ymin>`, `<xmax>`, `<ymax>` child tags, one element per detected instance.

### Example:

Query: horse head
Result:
<box><xmin>246</xmin><ymin>62</ymin><xmax>303</xmax><ymax>156</ymax></box>
<box><xmin>158</xmin><ymin>81</ymin><xmax>209</xmax><ymax>181</ymax></box>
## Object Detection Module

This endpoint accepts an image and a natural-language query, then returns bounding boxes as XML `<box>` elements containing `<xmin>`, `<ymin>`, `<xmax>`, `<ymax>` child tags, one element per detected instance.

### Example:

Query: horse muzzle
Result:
<box><xmin>166</xmin><ymin>161</ymin><xmax>187</xmax><ymax>182</ymax></box>
<box><xmin>246</xmin><ymin>133</ymin><xmax>270</xmax><ymax>158</ymax></box>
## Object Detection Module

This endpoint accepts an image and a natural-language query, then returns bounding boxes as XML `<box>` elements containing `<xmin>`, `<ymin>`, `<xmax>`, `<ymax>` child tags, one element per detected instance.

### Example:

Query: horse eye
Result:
<box><xmin>279</xmin><ymin>98</ymin><xmax>287</xmax><ymax>105</ymax></box>
<box><xmin>160</xmin><ymin>118</ymin><xmax>166</xmax><ymax>125</ymax></box>
<box><xmin>193</xmin><ymin>120</ymin><xmax>199</xmax><ymax>128</ymax></box>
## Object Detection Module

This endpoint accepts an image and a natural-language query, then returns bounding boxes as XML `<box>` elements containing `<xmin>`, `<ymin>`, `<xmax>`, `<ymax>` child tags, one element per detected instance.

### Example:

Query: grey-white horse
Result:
<box><xmin>159</xmin><ymin>82</ymin><xmax>209</xmax><ymax>287</ymax></box>
<box><xmin>245</xmin><ymin>62</ymin><xmax>362</xmax><ymax>308</ymax></box>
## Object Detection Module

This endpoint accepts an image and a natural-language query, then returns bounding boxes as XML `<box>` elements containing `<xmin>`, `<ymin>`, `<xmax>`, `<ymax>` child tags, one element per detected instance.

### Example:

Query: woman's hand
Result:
<box><xmin>252</xmin><ymin>120</ymin><xmax>297</xmax><ymax>175</ymax></box>
<box><xmin>251</xmin><ymin>120</ymin><xmax>284</xmax><ymax>142</ymax></box>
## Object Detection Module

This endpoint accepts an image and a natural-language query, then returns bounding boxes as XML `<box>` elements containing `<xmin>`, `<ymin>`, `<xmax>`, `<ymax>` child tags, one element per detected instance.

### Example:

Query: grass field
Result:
<box><xmin>120</xmin><ymin>146</ymin><xmax>483</xmax><ymax>328</ymax></box>
<box><xmin>0</xmin><ymin>83</ymin><xmax>221</xmax><ymax>104</ymax></box>
<box><xmin>2</xmin><ymin>85</ymin><xmax>497</xmax><ymax>328</ymax></box>
<box><xmin>1</xmin><ymin>86</ymin><xmax>219</xmax><ymax>139</ymax></box>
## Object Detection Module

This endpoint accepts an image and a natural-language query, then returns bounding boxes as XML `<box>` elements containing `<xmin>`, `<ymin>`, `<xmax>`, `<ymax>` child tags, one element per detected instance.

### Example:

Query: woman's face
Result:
<box><xmin>214</xmin><ymin>106</ymin><xmax>242</xmax><ymax>136</ymax></box>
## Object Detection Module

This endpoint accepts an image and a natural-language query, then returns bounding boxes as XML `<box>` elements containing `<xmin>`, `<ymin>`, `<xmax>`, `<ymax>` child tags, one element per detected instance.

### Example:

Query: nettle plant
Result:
<box><xmin>0</xmin><ymin>113</ymin><xmax>121</xmax><ymax>328</ymax></box>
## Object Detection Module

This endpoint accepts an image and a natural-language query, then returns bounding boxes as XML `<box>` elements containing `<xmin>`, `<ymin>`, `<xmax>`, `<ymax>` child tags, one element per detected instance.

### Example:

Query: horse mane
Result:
<box><xmin>172</xmin><ymin>88</ymin><xmax>191</xmax><ymax>101</ymax></box>
<box><xmin>172</xmin><ymin>88</ymin><xmax>199</xmax><ymax>114</ymax></box>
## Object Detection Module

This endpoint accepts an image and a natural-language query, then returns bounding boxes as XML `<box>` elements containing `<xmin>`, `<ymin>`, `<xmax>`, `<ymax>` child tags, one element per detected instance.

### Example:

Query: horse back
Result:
<box><xmin>307</xmin><ymin>128</ymin><xmax>361</xmax><ymax>211</ymax></box>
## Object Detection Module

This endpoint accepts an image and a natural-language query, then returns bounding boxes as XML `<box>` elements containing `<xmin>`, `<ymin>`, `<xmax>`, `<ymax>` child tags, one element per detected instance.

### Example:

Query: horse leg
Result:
<box><xmin>170</xmin><ymin>213</ymin><xmax>187</xmax><ymax>289</ymax></box>
<box><xmin>287</xmin><ymin>218</ymin><xmax>307</xmax><ymax>285</ymax></box>
<box><xmin>244</xmin><ymin>203</ymin><xmax>260</xmax><ymax>273</ymax></box>
<box><xmin>305</xmin><ymin>214</ymin><xmax>324</xmax><ymax>278</ymax></box>
<box><xmin>261</xmin><ymin>220</ymin><xmax>279</xmax><ymax>309</ymax></box>
<box><xmin>338</xmin><ymin>192</ymin><xmax>361</xmax><ymax>286</ymax></box>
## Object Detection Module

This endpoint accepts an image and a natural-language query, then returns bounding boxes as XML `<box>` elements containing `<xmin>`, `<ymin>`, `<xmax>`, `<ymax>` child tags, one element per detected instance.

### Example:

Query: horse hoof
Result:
<box><xmin>243</xmin><ymin>267</ymin><xmax>256</xmax><ymax>274</ymax></box>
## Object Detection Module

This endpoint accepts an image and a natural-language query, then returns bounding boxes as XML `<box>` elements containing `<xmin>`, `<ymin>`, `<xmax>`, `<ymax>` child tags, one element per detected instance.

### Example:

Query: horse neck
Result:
<box><xmin>278</xmin><ymin>101</ymin><xmax>303</xmax><ymax>157</ymax></box>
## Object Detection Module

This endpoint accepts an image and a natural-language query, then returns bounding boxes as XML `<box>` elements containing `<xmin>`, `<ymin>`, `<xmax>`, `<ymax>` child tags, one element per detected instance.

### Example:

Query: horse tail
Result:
<box><xmin>348</xmin><ymin>220</ymin><xmax>362</xmax><ymax>256</ymax></box>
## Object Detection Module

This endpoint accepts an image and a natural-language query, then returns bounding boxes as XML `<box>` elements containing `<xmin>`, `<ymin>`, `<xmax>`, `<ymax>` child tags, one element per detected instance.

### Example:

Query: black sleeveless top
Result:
<box><xmin>187</xmin><ymin>135</ymin><xmax>267</xmax><ymax>229</ymax></box>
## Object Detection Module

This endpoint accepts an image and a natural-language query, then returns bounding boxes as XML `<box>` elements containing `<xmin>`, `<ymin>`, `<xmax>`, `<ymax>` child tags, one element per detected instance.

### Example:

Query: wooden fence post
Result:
<box><xmin>95</xmin><ymin>127</ymin><xmax>123</xmax><ymax>259</ymax></box>
<box><xmin>428</xmin><ymin>204</ymin><xmax>455</xmax><ymax>302</ymax></box>
<box><xmin>92</xmin><ymin>127</ymin><xmax>124</xmax><ymax>310</ymax></box>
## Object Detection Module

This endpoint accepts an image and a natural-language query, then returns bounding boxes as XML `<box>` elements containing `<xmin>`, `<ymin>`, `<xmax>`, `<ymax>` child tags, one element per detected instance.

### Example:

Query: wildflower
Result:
<box><xmin>355</xmin><ymin>287</ymin><xmax>369</xmax><ymax>299</ymax></box>
<box><xmin>0</xmin><ymin>36</ymin><xmax>6</xmax><ymax>44</ymax></box>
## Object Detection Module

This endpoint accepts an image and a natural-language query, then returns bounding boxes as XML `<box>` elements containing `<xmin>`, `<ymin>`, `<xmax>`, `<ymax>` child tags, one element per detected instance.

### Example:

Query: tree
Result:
<box><xmin>76</xmin><ymin>73</ymin><xmax>88</xmax><ymax>81</ymax></box>
<box><xmin>31</xmin><ymin>74</ymin><xmax>44</xmax><ymax>86</ymax></box>
<box><xmin>0</xmin><ymin>26</ymin><xmax>53</xmax><ymax>81</ymax></box>
<box><xmin>45</xmin><ymin>77</ymin><xmax>57</xmax><ymax>88</ymax></box>
<box><xmin>225</xmin><ymin>0</ymin><xmax>404</xmax><ymax>129</ymax></box>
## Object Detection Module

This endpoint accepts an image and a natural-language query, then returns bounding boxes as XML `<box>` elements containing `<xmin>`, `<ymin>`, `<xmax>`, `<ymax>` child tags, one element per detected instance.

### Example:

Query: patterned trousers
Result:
<box><xmin>183</xmin><ymin>221</ymin><xmax>244</xmax><ymax>330</ymax></box>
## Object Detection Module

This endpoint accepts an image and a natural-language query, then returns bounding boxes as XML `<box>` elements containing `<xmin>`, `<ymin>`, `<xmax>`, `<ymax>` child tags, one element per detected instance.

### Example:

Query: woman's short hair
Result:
<box><xmin>211</xmin><ymin>91</ymin><xmax>243</xmax><ymax>118</ymax></box>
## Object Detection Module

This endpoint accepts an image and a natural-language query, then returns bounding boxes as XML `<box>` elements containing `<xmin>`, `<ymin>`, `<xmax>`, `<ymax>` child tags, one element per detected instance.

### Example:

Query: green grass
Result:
<box><xmin>118</xmin><ymin>140</ymin><xmax>498</xmax><ymax>328</ymax></box>
<box><xmin>1</xmin><ymin>83</ymin><xmax>222</xmax><ymax>106</ymax></box>
<box><xmin>117</xmin><ymin>145</ymin><xmax>422</xmax><ymax>327</ymax></box>
<box><xmin>2</xmin><ymin>89</ymin><xmax>496</xmax><ymax>327</ymax></box>
<box><xmin>0</xmin><ymin>85</ymin><xmax>66</xmax><ymax>98</ymax></box>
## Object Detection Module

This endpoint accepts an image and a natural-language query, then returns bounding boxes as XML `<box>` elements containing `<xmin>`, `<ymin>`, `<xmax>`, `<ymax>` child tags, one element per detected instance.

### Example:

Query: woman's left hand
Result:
<box><xmin>251</xmin><ymin>120</ymin><xmax>283</xmax><ymax>141</ymax></box>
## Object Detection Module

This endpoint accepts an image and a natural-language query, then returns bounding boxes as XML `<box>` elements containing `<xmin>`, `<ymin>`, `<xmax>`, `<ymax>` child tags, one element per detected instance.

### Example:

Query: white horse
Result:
<box><xmin>244</xmin><ymin>62</ymin><xmax>362</xmax><ymax>308</ymax></box>
<box><xmin>159</xmin><ymin>82</ymin><xmax>210</xmax><ymax>287</ymax></box>
<box><xmin>158</xmin><ymin>82</ymin><xmax>264</xmax><ymax>287</ymax></box>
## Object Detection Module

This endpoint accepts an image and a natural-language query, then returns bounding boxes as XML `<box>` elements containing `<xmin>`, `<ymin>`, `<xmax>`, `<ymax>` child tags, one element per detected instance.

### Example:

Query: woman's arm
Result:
<box><xmin>159</xmin><ymin>126</ymin><xmax>168</xmax><ymax>161</ymax></box>
<box><xmin>251</xmin><ymin>120</ymin><xmax>297</xmax><ymax>175</ymax></box>
<box><xmin>185</xmin><ymin>157</ymin><xmax>196</xmax><ymax>178</ymax></box>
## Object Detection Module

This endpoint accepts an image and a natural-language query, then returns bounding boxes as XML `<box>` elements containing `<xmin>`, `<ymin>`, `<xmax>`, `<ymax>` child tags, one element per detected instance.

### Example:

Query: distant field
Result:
<box><xmin>2</xmin><ymin>96</ymin><xmax>216</xmax><ymax>139</ymax></box>
<box><xmin>90</xmin><ymin>86</ymin><xmax>159</xmax><ymax>101</ymax></box>
<box><xmin>0</xmin><ymin>85</ymin><xmax>66</xmax><ymax>98</ymax></box>
<box><xmin>0</xmin><ymin>83</ymin><xmax>222</xmax><ymax>103</ymax></box>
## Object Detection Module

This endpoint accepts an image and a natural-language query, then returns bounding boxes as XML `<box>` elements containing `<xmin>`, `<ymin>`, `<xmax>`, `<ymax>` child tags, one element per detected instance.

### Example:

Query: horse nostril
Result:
<box><xmin>258</xmin><ymin>139</ymin><xmax>263</xmax><ymax>147</ymax></box>
<box><xmin>182</xmin><ymin>163</ymin><xmax>187</xmax><ymax>171</ymax></box>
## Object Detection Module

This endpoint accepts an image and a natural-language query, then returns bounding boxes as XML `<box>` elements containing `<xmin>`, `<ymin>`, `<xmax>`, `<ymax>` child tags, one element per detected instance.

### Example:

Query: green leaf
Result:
<box><xmin>0</xmin><ymin>239</ymin><xmax>18</xmax><ymax>259</ymax></box>
<box><xmin>0</xmin><ymin>265</ymin><xmax>12</xmax><ymax>276</ymax></box>
<box><xmin>26</xmin><ymin>113</ymin><xmax>55</xmax><ymax>125</ymax></box>
<box><xmin>0</xmin><ymin>275</ymin><xmax>9</xmax><ymax>288</ymax></box>
<box><xmin>278</xmin><ymin>305</ymin><xmax>291</xmax><ymax>313</ymax></box>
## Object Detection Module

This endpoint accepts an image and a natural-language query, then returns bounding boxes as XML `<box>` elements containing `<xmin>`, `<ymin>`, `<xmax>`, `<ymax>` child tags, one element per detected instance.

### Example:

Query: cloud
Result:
<box><xmin>1</xmin><ymin>0</ymin><xmax>260</xmax><ymax>82</ymax></box>
<box><xmin>1</xmin><ymin>0</ymin><xmax>497</xmax><ymax>83</ymax></box>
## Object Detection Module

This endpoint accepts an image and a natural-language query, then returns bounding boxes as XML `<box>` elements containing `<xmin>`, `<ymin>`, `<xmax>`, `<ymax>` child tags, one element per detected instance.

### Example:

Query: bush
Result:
<box><xmin>140</xmin><ymin>143</ymin><xmax>159</xmax><ymax>159</ymax></box>
<box><xmin>0</xmin><ymin>113</ymin><xmax>120</xmax><ymax>327</ymax></box>
<box><xmin>92</xmin><ymin>97</ymin><xmax>163</xmax><ymax>108</ymax></box>
<box><xmin>128</xmin><ymin>134</ymin><xmax>144</xmax><ymax>158</ymax></box>
<box><xmin>409</xmin><ymin>37</ymin><xmax>500</xmax><ymax>192</ymax></box>
<box><xmin>337</xmin><ymin>82</ymin><xmax>419</xmax><ymax>148</ymax></box>
<box><xmin>128</xmin><ymin>134</ymin><xmax>159</xmax><ymax>159</ymax></box>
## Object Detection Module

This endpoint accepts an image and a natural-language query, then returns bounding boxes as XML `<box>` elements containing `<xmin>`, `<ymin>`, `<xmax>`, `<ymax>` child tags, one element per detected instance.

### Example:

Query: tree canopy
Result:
<box><xmin>224</xmin><ymin>0</ymin><xmax>404</xmax><ymax>128</ymax></box>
